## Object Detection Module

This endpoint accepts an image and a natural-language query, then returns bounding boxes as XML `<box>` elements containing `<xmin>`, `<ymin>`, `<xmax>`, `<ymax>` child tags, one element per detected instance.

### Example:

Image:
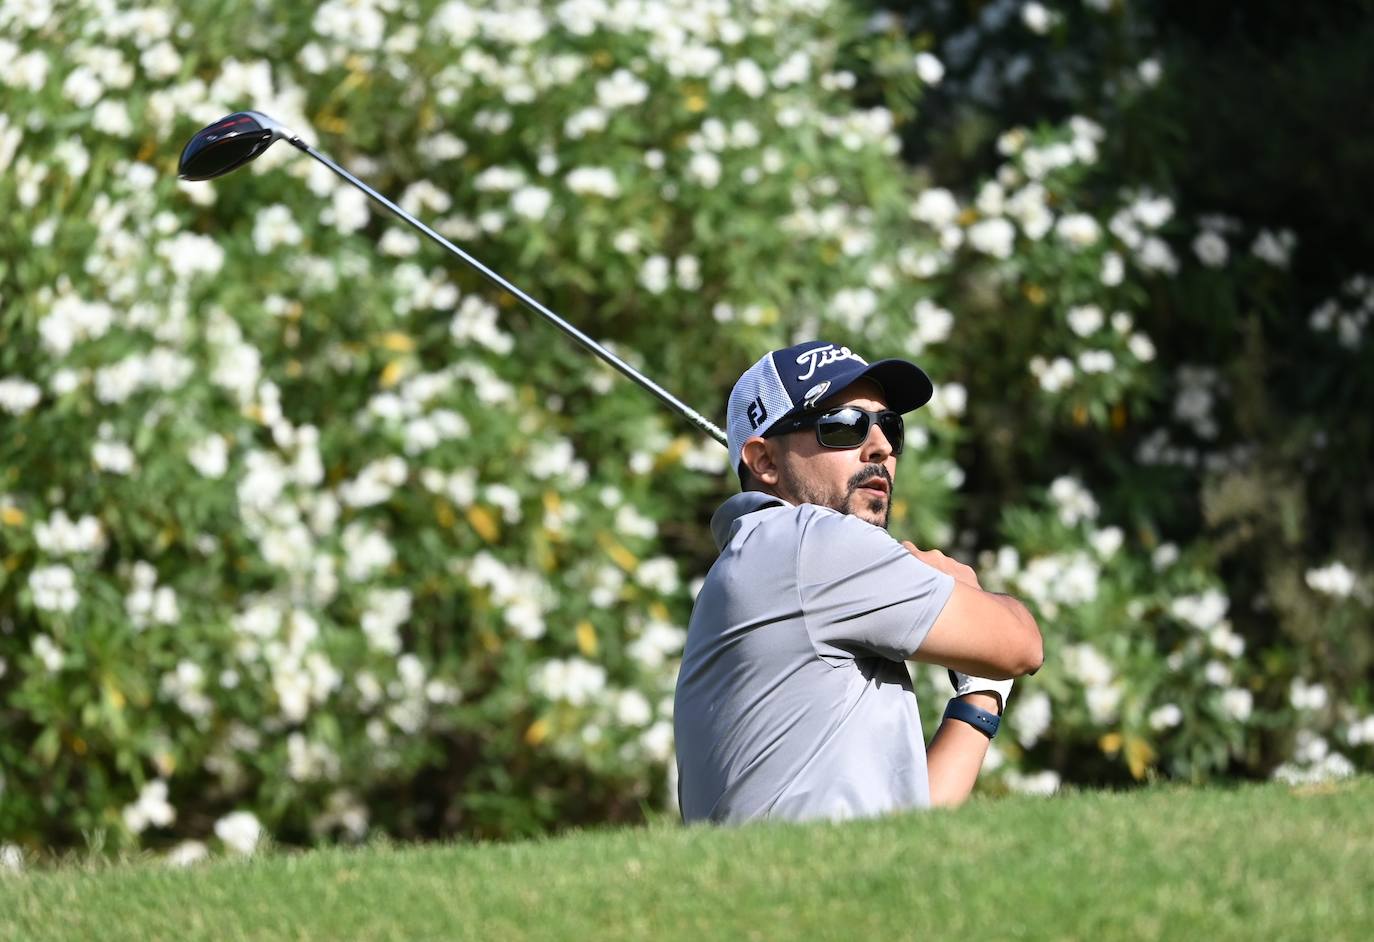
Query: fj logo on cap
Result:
<box><xmin>746</xmin><ymin>395</ymin><xmax>768</xmax><ymax>429</ymax></box>
<box><xmin>803</xmin><ymin>381</ymin><xmax>831</xmax><ymax>408</ymax></box>
<box><xmin>794</xmin><ymin>344</ymin><xmax>867</xmax><ymax>382</ymax></box>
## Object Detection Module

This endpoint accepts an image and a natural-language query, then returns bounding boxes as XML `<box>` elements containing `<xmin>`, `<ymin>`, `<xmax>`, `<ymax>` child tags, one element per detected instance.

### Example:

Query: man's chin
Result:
<box><xmin>848</xmin><ymin>496</ymin><xmax>890</xmax><ymax>529</ymax></box>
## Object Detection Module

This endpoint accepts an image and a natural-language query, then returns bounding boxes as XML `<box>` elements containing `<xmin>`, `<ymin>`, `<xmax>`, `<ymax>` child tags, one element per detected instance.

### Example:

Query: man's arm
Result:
<box><xmin>900</xmin><ymin>543</ymin><xmax>1043</xmax><ymax>678</ymax></box>
<box><xmin>898</xmin><ymin>542</ymin><xmax>1042</xmax><ymax>807</ymax></box>
<box><xmin>926</xmin><ymin>690</ymin><xmax>1000</xmax><ymax>807</ymax></box>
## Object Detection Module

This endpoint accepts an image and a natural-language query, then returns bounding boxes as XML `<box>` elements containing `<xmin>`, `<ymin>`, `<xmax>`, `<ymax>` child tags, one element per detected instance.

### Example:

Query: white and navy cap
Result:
<box><xmin>725</xmin><ymin>340</ymin><xmax>934</xmax><ymax>473</ymax></box>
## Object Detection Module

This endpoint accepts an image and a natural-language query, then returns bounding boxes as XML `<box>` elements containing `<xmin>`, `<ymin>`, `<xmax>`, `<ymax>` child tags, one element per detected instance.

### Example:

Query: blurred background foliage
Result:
<box><xmin>0</xmin><ymin>0</ymin><xmax>1370</xmax><ymax>860</ymax></box>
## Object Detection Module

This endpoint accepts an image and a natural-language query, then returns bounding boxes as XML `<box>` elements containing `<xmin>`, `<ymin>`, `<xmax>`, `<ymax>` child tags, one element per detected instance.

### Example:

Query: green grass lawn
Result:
<box><xmin>3</xmin><ymin>778</ymin><xmax>1371</xmax><ymax>941</ymax></box>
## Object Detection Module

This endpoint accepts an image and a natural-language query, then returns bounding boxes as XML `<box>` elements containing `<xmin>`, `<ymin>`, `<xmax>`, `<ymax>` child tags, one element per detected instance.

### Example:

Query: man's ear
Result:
<box><xmin>741</xmin><ymin>437</ymin><xmax>780</xmax><ymax>487</ymax></box>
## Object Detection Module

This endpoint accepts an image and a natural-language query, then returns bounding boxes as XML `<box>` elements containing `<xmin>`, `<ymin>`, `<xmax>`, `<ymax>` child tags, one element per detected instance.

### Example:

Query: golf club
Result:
<box><xmin>178</xmin><ymin>110</ymin><xmax>728</xmax><ymax>446</ymax></box>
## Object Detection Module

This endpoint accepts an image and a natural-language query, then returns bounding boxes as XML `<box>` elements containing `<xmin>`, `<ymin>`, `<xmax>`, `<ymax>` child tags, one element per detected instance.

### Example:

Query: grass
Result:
<box><xmin>3</xmin><ymin>777</ymin><xmax>1372</xmax><ymax>941</ymax></box>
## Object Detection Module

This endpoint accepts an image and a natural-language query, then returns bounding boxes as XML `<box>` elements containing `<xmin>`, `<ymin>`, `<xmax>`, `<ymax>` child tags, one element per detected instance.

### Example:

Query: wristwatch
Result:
<box><xmin>943</xmin><ymin>698</ymin><xmax>1000</xmax><ymax>739</ymax></box>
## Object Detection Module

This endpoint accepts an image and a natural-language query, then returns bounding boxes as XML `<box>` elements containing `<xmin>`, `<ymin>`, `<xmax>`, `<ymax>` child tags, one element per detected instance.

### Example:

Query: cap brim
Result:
<box><xmin>857</xmin><ymin>358</ymin><xmax>934</xmax><ymax>413</ymax></box>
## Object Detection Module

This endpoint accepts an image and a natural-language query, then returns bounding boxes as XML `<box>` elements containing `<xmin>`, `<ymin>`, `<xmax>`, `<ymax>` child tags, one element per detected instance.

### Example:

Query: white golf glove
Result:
<box><xmin>948</xmin><ymin>670</ymin><xmax>1014</xmax><ymax>715</ymax></box>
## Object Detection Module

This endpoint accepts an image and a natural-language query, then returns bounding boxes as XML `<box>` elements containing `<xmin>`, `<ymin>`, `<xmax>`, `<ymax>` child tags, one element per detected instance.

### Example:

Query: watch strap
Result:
<box><xmin>943</xmin><ymin>697</ymin><xmax>1001</xmax><ymax>739</ymax></box>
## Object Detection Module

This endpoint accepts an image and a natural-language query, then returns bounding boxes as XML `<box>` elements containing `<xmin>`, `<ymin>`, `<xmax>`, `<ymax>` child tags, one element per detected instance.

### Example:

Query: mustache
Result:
<box><xmin>847</xmin><ymin>465</ymin><xmax>892</xmax><ymax>494</ymax></box>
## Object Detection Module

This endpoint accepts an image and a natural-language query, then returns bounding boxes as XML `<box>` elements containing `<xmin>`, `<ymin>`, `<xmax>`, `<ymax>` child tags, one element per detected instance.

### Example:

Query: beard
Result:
<box><xmin>792</xmin><ymin>464</ymin><xmax>893</xmax><ymax>529</ymax></box>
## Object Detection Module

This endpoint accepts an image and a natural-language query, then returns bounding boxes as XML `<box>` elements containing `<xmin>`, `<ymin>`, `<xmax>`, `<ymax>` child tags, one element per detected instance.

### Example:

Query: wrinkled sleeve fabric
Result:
<box><xmin>797</xmin><ymin>507</ymin><xmax>956</xmax><ymax>663</ymax></box>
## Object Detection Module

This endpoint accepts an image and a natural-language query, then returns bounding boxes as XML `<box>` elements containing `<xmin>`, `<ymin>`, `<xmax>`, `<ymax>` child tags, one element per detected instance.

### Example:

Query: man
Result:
<box><xmin>674</xmin><ymin>340</ymin><xmax>1043</xmax><ymax>824</ymax></box>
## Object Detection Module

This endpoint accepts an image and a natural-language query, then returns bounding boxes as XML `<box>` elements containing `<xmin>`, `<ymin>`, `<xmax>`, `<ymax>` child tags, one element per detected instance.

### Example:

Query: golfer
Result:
<box><xmin>674</xmin><ymin>340</ymin><xmax>1044</xmax><ymax>823</ymax></box>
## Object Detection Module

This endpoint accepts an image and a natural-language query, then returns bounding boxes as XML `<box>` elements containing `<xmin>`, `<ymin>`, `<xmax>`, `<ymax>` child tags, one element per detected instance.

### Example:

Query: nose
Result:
<box><xmin>860</xmin><ymin>420</ymin><xmax>893</xmax><ymax>464</ymax></box>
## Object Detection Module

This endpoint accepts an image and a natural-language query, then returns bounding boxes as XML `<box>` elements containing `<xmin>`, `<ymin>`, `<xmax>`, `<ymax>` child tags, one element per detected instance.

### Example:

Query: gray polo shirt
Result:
<box><xmin>674</xmin><ymin>491</ymin><xmax>955</xmax><ymax>824</ymax></box>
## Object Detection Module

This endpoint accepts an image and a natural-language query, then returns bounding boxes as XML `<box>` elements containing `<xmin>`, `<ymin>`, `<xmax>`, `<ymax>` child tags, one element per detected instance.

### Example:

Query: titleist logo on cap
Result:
<box><xmin>794</xmin><ymin>344</ymin><xmax>867</xmax><ymax>382</ymax></box>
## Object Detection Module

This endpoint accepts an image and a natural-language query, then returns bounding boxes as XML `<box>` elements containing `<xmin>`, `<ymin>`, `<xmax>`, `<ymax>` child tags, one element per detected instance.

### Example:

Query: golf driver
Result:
<box><xmin>178</xmin><ymin>110</ymin><xmax>728</xmax><ymax>446</ymax></box>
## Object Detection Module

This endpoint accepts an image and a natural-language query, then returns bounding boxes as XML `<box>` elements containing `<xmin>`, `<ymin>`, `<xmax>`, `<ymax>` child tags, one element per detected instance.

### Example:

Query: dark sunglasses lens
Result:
<box><xmin>878</xmin><ymin>412</ymin><xmax>904</xmax><ymax>454</ymax></box>
<box><xmin>815</xmin><ymin>409</ymin><xmax>869</xmax><ymax>447</ymax></box>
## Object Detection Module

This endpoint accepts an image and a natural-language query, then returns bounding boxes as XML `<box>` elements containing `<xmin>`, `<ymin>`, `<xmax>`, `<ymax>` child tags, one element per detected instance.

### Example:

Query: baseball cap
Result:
<box><xmin>725</xmin><ymin>340</ymin><xmax>934</xmax><ymax>473</ymax></box>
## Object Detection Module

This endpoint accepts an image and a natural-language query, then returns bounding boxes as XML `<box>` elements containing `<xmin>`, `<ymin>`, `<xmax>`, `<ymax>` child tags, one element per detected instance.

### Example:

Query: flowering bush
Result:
<box><xmin>0</xmin><ymin>0</ymin><xmax>965</xmax><ymax>854</ymax></box>
<box><xmin>883</xmin><ymin>0</ymin><xmax>1374</xmax><ymax>794</ymax></box>
<box><xmin>1</xmin><ymin>0</ymin><xmax>1370</xmax><ymax>860</ymax></box>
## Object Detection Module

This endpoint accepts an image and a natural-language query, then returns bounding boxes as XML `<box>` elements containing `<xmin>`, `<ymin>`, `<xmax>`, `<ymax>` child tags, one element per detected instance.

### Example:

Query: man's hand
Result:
<box><xmin>899</xmin><ymin>542</ymin><xmax>982</xmax><ymax>589</ymax></box>
<box><xmin>948</xmin><ymin>670</ymin><xmax>1014</xmax><ymax>715</ymax></box>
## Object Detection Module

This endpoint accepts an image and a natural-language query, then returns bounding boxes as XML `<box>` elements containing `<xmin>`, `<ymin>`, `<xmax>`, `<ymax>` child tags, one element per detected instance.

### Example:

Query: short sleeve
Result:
<box><xmin>796</xmin><ymin>508</ymin><xmax>956</xmax><ymax>663</ymax></box>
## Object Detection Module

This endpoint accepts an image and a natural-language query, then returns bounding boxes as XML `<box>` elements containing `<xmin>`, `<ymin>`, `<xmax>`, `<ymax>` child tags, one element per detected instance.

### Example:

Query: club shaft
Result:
<box><xmin>290</xmin><ymin>140</ymin><xmax>728</xmax><ymax>447</ymax></box>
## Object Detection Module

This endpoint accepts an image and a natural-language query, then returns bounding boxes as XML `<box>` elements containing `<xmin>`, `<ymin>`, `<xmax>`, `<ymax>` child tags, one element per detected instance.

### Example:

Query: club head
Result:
<box><xmin>178</xmin><ymin>111</ymin><xmax>293</xmax><ymax>181</ymax></box>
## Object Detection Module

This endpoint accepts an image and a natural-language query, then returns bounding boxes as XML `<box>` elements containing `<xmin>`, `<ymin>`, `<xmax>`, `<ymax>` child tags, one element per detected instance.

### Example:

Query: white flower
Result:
<box><xmin>35</xmin><ymin>511</ymin><xmax>106</xmax><ymax>556</ymax></box>
<box><xmin>1048</xmin><ymin>476</ymin><xmax>1098</xmax><ymax>525</ymax></box>
<box><xmin>911</xmin><ymin>299</ymin><xmax>954</xmax><ymax>349</ymax></box>
<box><xmin>1345</xmin><ymin>715</ymin><xmax>1374</xmax><ymax>746</ymax></box>
<box><xmin>687</xmin><ymin>152</ymin><xmax>721</xmax><ymax>188</ymax></box>
<box><xmin>914</xmin><ymin>52</ymin><xmax>945</xmax><ymax>85</ymax></box>
<box><xmin>188</xmin><ymin>436</ymin><xmax>229</xmax><ymax>479</ymax></box>
<box><xmin>733</xmin><ymin>59</ymin><xmax>768</xmax><ymax>98</ymax></box>
<box><xmin>1077</xmin><ymin>350</ymin><xmax>1116</xmax><ymax>374</ymax></box>
<box><xmin>165</xmin><ymin>840</ymin><xmax>208</xmax><ymax>868</ymax></box>
<box><xmin>530</xmin><ymin>657</ymin><xmax>607</xmax><ymax>707</ymax></box>
<box><xmin>1131</xmin><ymin>192</ymin><xmax>1175</xmax><ymax>229</ymax></box>
<box><xmin>1127</xmin><ymin>333</ymin><xmax>1156</xmax><ymax>361</ymax></box>
<box><xmin>1013</xmin><ymin>690</ymin><xmax>1051</xmax><ymax>747</ymax></box>
<box><xmin>214</xmin><ymin>810</ymin><xmax>263</xmax><ymax>855</ymax></box>
<box><xmin>342</xmin><ymin>523</ymin><xmax>395</xmax><ymax>581</ymax></box>
<box><xmin>1305</xmin><ymin>562</ymin><xmax>1357</xmax><ymax>598</ymax></box>
<box><xmin>1204</xmin><ymin>660</ymin><xmax>1232</xmax><ymax>686</ymax></box>
<box><xmin>1221</xmin><ymin>688</ymin><xmax>1252</xmax><ymax>722</ymax></box>
<box><xmin>976</xmin><ymin>181</ymin><xmax>1005</xmax><ymax>216</ymax></box>
<box><xmin>449</xmin><ymin>295</ymin><xmax>514</xmax><ymax>354</ymax></box>
<box><xmin>596</xmin><ymin>69</ymin><xmax>648</xmax><ymax>108</ymax></box>
<box><xmin>31</xmin><ymin>633</ymin><xmax>66</xmax><ymax>671</ymax></box>
<box><xmin>1289</xmin><ymin>678</ymin><xmax>1328</xmax><ymax>711</ymax></box>
<box><xmin>911</xmin><ymin>188</ymin><xmax>960</xmax><ymax>228</ymax></box>
<box><xmin>1005</xmin><ymin>770</ymin><xmax>1060</xmax><ymax>795</ymax></box>
<box><xmin>63</xmin><ymin>66</ymin><xmax>104</xmax><ymax>108</ymax></box>
<box><xmin>636</xmin><ymin>557</ymin><xmax>680</xmax><ymax>594</ymax></box>
<box><xmin>627</xmin><ymin>620</ymin><xmax>686</xmax><ymax>670</ymax></box>
<box><xmin>927</xmin><ymin>383</ymin><xmax>967</xmax><ymax>420</ymax></box>
<box><xmin>1031</xmin><ymin>356</ymin><xmax>1075</xmax><ymax>393</ymax></box>
<box><xmin>1136</xmin><ymin>237</ymin><xmax>1179</xmax><ymax>274</ymax></box>
<box><xmin>1192</xmin><ymin>231</ymin><xmax>1229</xmax><ymax>268</ymax></box>
<box><xmin>92</xmin><ymin>100</ymin><xmax>133</xmax><ymax>137</ymax></box>
<box><xmin>1170</xmin><ymin>589</ymin><xmax>1228</xmax><ymax>630</ymax></box>
<box><xmin>1149</xmin><ymin>703</ymin><xmax>1183</xmax><ymax>730</ymax></box>
<box><xmin>1152</xmin><ymin>543</ymin><xmax>1180</xmax><ymax>570</ymax></box>
<box><xmin>1208</xmin><ymin>623</ymin><xmax>1245</xmax><ymax>658</ymax></box>
<box><xmin>1086</xmin><ymin>684</ymin><xmax>1123</xmax><ymax>724</ymax></box>
<box><xmin>1066</xmin><ymin>304</ymin><xmax>1104</xmax><ymax>337</ymax></box>
<box><xmin>94</xmin><ymin>439</ymin><xmax>136</xmax><ymax>475</ymax></box>
<box><xmin>615</xmin><ymin>689</ymin><xmax>652</xmax><ymax>726</ymax></box>
<box><xmin>0</xmin><ymin>377</ymin><xmax>41</xmax><ymax>415</ymax></box>
<box><xmin>1251</xmin><ymin>229</ymin><xmax>1296</xmax><ymax>268</ymax></box>
<box><xmin>967</xmin><ymin>218</ymin><xmax>1016</xmax><ymax>259</ymax></box>
<box><xmin>252</xmin><ymin>204</ymin><xmax>303</xmax><ymax>254</ymax></box>
<box><xmin>0</xmin><ymin>845</ymin><xmax>22</xmax><ymax>872</ymax></box>
<box><xmin>379</xmin><ymin>228</ymin><xmax>420</xmax><ymax>256</ymax></box>
<box><xmin>1062</xmin><ymin>643</ymin><xmax>1114</xmax><ymax>689</ymax></box>
<box><xmin>510</xmin><ymin>186</ymin><xmax>552</xmax><ymax>220</ymax></box>
<box><xmin>1055</xmin><ymin>213</ymin><xmax>1101</xmax><ymax>248</ymax></box>
<box><xmin>1090</xmin><ymin>526</ymin><xmax>1123</xmax><ymax>558</ymax></box>
<box><xmin>566</xmin><ymin>167</ymin><xmax>620</xmax><ymax>199</ymax></box>
<box><xmin>361</xmin><ymin>588</ymin><xmax>411</xmax><ymax>654</ymax></box>
<box><xmin>1138</xmin><ymin>58</ymin><xmax>1163</xmax><ymax>86</ymax></box>
<box><xmin>159</xmin><ymin>232</ymin><xmax>225</xmax><ymax>280</ymax></box>
<box><xmin>640</xmin><ymin>721</ymin><xmax>674</xmax><ymax>762</ymax></box>
<box><xmin>1100</xmin><ymin>251</ymin><xmax>1125</xmax><ymax>286</ymax></box>
<box><xmin>1021</xmin><ymin>2</ymin><xmax>1056</xmax><ymax>34</ymax></box>
<box><xmin>122</xmin><ymin>780</ymin><xmax>176</xmax><ymax>834</ymax></box>
<box><xmin>639</xmin><ymin>255</ymin><xmax>671</xmax><ymax>294</ymax></box>
<box><xmin>675</xmin><ymin>255</ymin><xmax>701</xmax><ymax>290</ymax></box>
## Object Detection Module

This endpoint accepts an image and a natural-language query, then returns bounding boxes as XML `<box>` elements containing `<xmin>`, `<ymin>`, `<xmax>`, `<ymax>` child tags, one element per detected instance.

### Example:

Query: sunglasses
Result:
<box><xmin>764</xmin><ymin>406</ymin><xmax>904</xmax><ymax>455</ymax></box>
